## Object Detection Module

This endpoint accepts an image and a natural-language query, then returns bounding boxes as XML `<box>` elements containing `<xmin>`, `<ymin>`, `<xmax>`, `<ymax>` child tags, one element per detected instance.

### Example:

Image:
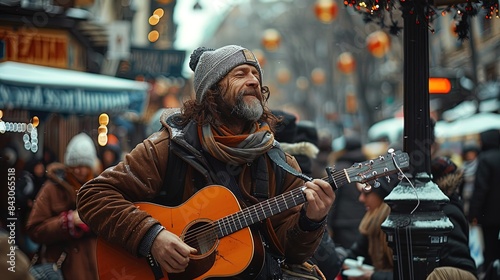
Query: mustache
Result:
<box><xmin>238</xmin><ymin>88</ymin><xmax>262</xmax><ymax>99</ymax></box>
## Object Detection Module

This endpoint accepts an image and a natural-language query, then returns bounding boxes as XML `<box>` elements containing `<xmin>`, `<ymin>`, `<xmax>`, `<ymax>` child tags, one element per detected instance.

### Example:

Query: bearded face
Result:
<box><xmin>231</xmin><ymin>89</ymin><xmax>264</xmax><ymax>121</ymax></box>
<box><xmin>215</xmin><ymin>64</ymin><xmax>264</xmax><ymax>122</ymax></box>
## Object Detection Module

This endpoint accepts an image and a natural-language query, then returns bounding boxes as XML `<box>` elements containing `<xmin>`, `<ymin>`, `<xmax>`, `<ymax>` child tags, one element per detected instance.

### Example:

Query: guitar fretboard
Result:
<box><xmin>216</xmin><ymin>187</ymin><xmax>305</xmax><ymax>237</ymax></box>
<box><xmin>215</xmin><ymin>168</ymin><xmax>349</xmax><ymax>237</ymax></box>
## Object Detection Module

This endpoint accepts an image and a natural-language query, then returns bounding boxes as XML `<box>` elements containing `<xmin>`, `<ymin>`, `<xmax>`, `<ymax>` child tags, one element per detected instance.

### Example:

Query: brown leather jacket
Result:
<box><xmin>77</xmin><ymin>113</ymin><xmax>324</xmax><ymax>267</ymax></box>
<box><xmin>26</xmin><ymin>162</ymin><xmax>98</xmax><ymax>280</ymax></box>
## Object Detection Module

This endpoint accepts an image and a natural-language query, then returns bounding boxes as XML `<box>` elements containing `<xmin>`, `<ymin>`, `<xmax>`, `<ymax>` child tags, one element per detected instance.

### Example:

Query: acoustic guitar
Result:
<box><xmin>96</xmin><ymin>150</ymin><xmax>409</xmax><ymax>280</ymax></box>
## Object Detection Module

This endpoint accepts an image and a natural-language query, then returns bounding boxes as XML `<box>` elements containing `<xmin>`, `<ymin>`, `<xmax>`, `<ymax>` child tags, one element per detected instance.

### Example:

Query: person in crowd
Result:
<box><xmin>311</xmin><ymin>131</ymin><xmax>333</xmax><ymax>180</ymax></box>
<box><xmin>272</xmin><ymin>110</ymin><xmax>320</xmax><ymax>178</ymax></box>
<box><xmin>327</xmin><ymin>135</ymin><xmax>368</xmax><ymax>250</ymax></box>
<box><xmin>469</xmin><ymin>129</ymin><xmax>500</xmax><ymax>276</ymax></box>
<box><xmin>341</xmin><ymin>177</ymin><xmax>398</xmax><ymax>280</ymax></box>
<box><xmin>26</xmin><ymin>132</ymin><xmax>99</xmax><ymax>280</ymax></box>
<box><xmin>426</xmin><ymin>156</ymin><xmax>478</xmax><ymax>280</ymax></box>
<box><xmin>458</xmin><ymin>144</ymin><xmax>480</xmax><ymax>219</ymax></box>
<box><xmin>76</xmin><ymin>45</ymin><xmax>335</xmax><ymax>279</ymax></box>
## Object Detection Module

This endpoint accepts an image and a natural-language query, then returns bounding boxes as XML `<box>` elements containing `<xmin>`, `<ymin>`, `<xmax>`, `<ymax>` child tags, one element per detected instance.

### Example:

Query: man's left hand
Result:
<box><xmin>303</xmin><ymin>179</ymin><xmax>335</xmax><ymax>222</ymax></box>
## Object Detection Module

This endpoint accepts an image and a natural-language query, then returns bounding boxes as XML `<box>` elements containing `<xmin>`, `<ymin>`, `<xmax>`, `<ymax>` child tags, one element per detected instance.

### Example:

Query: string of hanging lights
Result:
<box><xmin>343</xmin><ymin>0</ymin><xmax>499</xmax><ymax>40</ymax></box>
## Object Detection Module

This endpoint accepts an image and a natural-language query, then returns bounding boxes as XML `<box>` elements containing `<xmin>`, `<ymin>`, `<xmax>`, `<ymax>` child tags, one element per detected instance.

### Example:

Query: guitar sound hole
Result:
<box><xmin>184</xmin><ymin>221</ymin><xmax>218</xmax><ymax>255</ymax></box>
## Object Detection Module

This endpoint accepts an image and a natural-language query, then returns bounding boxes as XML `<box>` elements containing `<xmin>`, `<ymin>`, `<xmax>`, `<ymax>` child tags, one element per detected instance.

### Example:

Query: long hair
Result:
<box><xmin>178</xmin><ymin>83</ymin><xmax>280</xmax><ymax>133</ymax></box>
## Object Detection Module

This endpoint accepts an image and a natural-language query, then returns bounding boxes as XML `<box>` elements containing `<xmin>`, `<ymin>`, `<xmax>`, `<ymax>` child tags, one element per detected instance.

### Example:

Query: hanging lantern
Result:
<box><xmin>337</xmin><ymin>52</ymin><xmax>356</xmax><ymax>74</ymax></box>
<box><xmin>366</xmin><ymin>30</ymin><xmax>390</xmax><ymax>58</ymax></box>
<box><xmin>98</xmin><ymin>113</ymin><xmax>109</xmax><ymax>146</ymax></box>
<box><xmin>98</xmin><ymin>133</ymin><xmax>108</xmax><ymax>146</ymax></box>
<box><xmin>296</xmin><ymin>76</ymin><xmax>310</xmax><ymax>91</ymax></box>
<box><xmin>98</xmin><ymin>125</ymin><xmax>108</xmax><ymax>135</ymax></box>
<box><xmin>345</xmin><ymin>92</ymin><xmax>358</xmax><ymax>113</ymax></box>
<box><xmin>31</xmin><ymin>116</ymin><xmax>40</xmax><ymax>128</ymax></box>
<box><xmin>314</xmin><ymin>0</ymin><xmax>338</xmax><ymax>23</ymax></box>
<box><xmin>276</xmin><ymin>67</ymin><xmax>291</xmax><ymax>84</ymax></box>
<box><xmin>148</xmin><ymin>30</ymin><xmax>160</xmax><ymax>43</ymax></box>
<box><xmin>261</xmin><ymin>29</ymin><xmax>281</xmax><ymax>51</ymax></box>
<box><xmin>149</xmin><ymin>14</ymin><xmax>160</xmax><ymax>26</ymax></box>
<box><xmin>311</xmin><ymin>68</ymin><xmax>326</xmax><ymax>85</ymax></box>
<box><xmin>153</xmin><ymin>8</ymin><xmax>164</xmax><ymax>18</ymax></box>
<box><xmin>99</xmin><ymin>113</ymin><xmax>109</xmax><ymax>125</ymax></box>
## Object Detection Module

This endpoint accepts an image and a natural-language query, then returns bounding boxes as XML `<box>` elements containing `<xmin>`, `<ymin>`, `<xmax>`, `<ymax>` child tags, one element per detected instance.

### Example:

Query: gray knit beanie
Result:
<box><xmin>189</xmin><ymin>45</ymin><xmax>263</xmax><ymax>102</ymax></box>
<box><xmin>64</xmin><ymin>132</ymin><xmax>97</xmax><ymax>168</ymax></box>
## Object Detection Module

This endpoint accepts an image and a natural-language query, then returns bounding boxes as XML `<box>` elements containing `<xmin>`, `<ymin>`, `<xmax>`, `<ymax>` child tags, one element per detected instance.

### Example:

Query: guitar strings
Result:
<box><xmin>181</xmin><ymin>188</ymin><xmax>306</xmax><ymax>246</ymax></box>
<box><xmin>181</xmin><ymin>159</ymin><xmax>392</xmax><ymax>245</ymax></box>
<box><xmin>181</xmin><ymin>193</ymin><xmax>299</xmax><ymax>247</ymax></box>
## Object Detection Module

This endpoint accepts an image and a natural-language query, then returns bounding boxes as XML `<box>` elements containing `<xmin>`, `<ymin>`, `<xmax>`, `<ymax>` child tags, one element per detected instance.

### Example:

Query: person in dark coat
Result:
<box><xmin>428</xmin><ymin>156</ymin><xmax>478</xmax><ymax>280</ymax></box>
<box><xmin>469</xmin><ymin>129</ymin><xmax>500</xmax><ymax>276</ymax></box>
<box><xmin>327</xmin><ymin>135</ymin><xmax>368</xmax><ymax>250</ymax></box>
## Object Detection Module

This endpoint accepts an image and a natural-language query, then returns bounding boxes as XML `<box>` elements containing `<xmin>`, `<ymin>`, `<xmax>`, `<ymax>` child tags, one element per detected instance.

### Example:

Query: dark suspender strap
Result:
<box><xmin>252</xmin><ymin>155</ymin><xmax>270</xmax><ymax>199</ymax></box>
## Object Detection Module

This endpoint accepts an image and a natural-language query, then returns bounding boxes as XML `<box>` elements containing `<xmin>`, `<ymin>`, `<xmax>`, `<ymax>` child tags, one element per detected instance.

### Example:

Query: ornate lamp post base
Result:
<box><xmin>382</xmin><ymin>175</ymin><xmax>452</xmax><ymax>279</ymax></box>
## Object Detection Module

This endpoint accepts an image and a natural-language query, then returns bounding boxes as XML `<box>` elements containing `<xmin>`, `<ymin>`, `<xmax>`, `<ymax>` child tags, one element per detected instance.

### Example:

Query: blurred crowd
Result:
<box><xmin>1</xmin><ymin>111</ymin><xmax>499</xmax><ymax>280</ymax></box>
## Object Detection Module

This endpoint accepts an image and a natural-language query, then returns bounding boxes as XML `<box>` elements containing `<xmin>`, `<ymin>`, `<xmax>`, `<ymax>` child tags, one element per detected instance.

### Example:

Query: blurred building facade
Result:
<box><xmin>195</xmin><ymin>0</ymin><xmax>499</xmax><ymax>142</ymax></box>
<box><xmin>1</xmin><ymin>0</ymin><xmax>498</xmax><ymax>164</ymax></box>
<box><xmin>0</xmin><ymin>0</ymin><xmax>191</xmax><ymax>164</ymax></box>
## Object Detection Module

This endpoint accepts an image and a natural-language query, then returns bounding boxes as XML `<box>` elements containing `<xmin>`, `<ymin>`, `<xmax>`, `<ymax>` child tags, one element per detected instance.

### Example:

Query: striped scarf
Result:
<box><xmin>199</xmin><ymin>122</ymin><xmax>275</xmax><ymax>166</ymax></box>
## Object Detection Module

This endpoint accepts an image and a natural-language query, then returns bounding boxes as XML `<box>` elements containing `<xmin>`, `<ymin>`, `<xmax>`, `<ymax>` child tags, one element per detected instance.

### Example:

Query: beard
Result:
<box><xmin>232</xmin><ymin>90</ymin><xmax>264</xmax><ymax>121</ymax></box>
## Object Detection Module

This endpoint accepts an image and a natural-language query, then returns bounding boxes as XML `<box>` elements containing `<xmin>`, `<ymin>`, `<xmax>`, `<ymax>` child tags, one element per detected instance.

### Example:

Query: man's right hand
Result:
<box><xmin>150</xmin><ymin>230</ymin><xmax>197</xmax><ymax>273</ymax></box>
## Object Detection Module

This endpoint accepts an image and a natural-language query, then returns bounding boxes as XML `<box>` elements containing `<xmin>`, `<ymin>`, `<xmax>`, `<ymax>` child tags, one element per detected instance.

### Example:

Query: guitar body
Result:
<box><xmin>97</xmin><ymin>185</ymin><xmax>264</xmax><ymax>280</ymax></box>
<box><xmin>96</xmin><ymin>150</ymin><xmax>410</xmax><ymax>279</ymax></box>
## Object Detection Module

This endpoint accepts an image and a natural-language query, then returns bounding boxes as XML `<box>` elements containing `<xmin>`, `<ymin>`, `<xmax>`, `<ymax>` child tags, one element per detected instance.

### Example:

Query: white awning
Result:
<box><xmin>0</xmin><ymin>61</ymin><xmax>150</xmax><ymax>115</ymax></box>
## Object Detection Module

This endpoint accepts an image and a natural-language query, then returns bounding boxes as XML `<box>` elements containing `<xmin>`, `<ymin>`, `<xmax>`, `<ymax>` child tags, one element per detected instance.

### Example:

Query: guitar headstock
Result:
<box><xmin>325</xmin><ymin>150</ymin><xmax>409</xmax><ymax>189</ymax></box>
<box><xmin>349</xmin><ymin>149</ymin><xmax>409</xmax><ymax>183</ymax></box>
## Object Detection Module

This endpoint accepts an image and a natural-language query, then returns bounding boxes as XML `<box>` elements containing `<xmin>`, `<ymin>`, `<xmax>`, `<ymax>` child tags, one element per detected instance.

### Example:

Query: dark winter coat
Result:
<box><xmin>469</xmin><ymin>149</ymin><xmax>500</xmax><ymax>226</ymax></box>
<box><xmin>436</xmin><ymin>172</ymin><xmax>478</xmax><ymax>278</ymax></box>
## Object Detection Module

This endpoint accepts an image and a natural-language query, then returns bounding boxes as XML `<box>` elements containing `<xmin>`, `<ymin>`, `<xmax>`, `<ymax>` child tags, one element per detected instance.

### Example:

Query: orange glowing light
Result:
<box><xmin>429</xmin><ymin>78</ymin><xmax>452</xmax><ymax>94</ymax></box>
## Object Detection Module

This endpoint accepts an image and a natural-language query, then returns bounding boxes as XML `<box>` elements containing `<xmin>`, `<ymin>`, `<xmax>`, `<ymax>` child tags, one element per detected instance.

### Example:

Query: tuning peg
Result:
<box><xmin>373</xmin><ymin>180</ymin><xmax>381</xmax><ymax>188</ymax></box>
<box><xmin>385</xmin><ymin>175</ymin><xmax>391</xmax><ymax>183</ymax></box>
<box><xmin>398</xmin><ymin>172</ymin><xmax>404</xmax><ymax>181</ymax></box>
<box><xmin>388</xmin><ymin>148</ymin><xmax>395</xmax><ymax>154</ymax></box>
<box><xmin>363</xmin><ymin>183</ymin><xmax>372</xmax><ymax>192</ymax></box>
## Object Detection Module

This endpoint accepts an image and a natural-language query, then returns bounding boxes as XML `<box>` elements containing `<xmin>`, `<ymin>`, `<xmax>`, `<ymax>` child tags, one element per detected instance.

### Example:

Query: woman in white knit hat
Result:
<box><xmin>26</xmin><ymin>132</ymin><xmax>98</xmax><ymax>280</ymax></box>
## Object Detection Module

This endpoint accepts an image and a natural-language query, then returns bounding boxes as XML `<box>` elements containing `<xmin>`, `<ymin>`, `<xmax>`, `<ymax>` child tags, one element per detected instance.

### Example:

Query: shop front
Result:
<box><xmin>0</xmin><ymin>61</ymin><xmax>149</xmax><ymax>164</ymax></box>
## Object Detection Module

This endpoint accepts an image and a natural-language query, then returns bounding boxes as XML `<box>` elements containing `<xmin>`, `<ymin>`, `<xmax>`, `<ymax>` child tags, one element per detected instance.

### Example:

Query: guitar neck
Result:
<box><xmin>216</xmin><ymin>168</ymin><xmax>348</xmax><ymax>238</ymax></box>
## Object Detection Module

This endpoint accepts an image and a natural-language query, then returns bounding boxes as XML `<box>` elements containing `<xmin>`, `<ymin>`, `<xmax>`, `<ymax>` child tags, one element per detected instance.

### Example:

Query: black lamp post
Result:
<box><xmin>341</xmin><ymin>0</ymin><xmax>498</xmax><ymax>276</ymax></box>
<box><xmin>380</xmin><ymin>1</ymin><xmax>454</xmax><ymax>279</ymax></box>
